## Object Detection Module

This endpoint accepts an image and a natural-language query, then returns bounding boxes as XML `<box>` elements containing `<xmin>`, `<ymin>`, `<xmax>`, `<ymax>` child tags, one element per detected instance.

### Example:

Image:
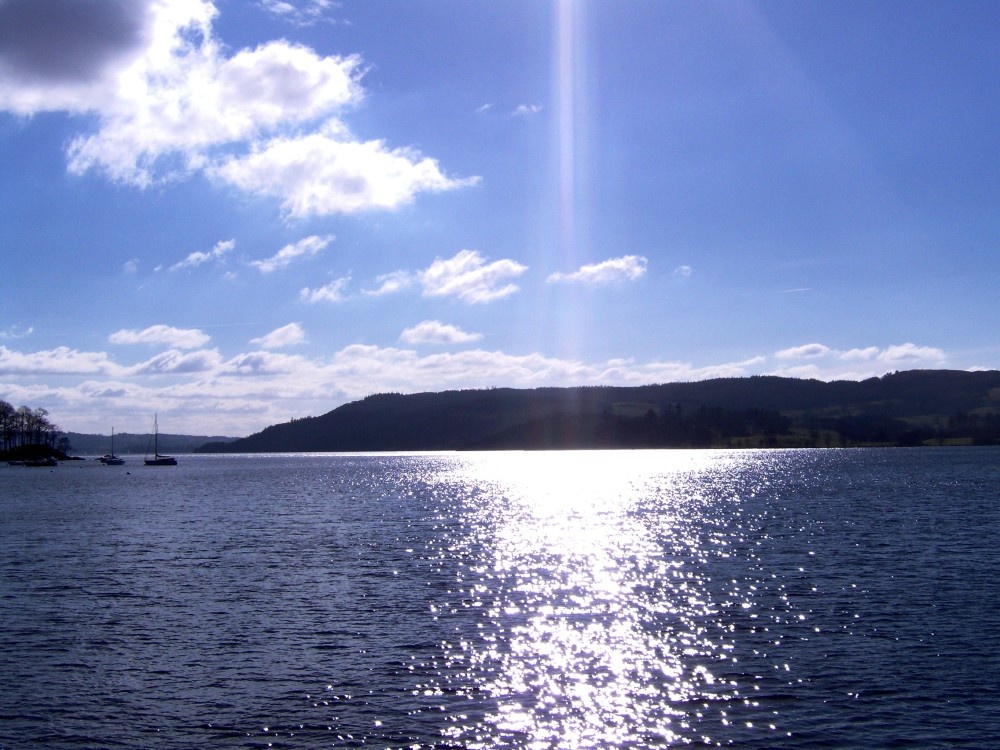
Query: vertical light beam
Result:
<box><xmin>546</xmin><ymin>0</ymin><xmax>594</xmax><ymax>363</ymax></box>
<box><xmin>554</xmin><ymin>0</ymin><xmax>590</xmax><ymax>266</ymax></box>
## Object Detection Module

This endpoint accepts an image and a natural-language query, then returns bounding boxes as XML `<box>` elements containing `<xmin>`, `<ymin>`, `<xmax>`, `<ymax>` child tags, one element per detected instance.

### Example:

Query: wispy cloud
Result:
<box><xmin>419</xmin><ymin>249</ymin><xmax>528</xmax><ymax>303</ymax></box>
<box><xmin>257</xmin><ymin>0</ymin><xmax>340</xmax><ymax>27</ymax></box>
<box><xmin>399</xmin><ymin>320</ymin><xmax>483</xmax><ymax>345</ymax></box>
<box><xmin>300</xmin><ymin>275</ymin><xmax>351</xmax><ymax>303</ymax></box>
<box><xmin>547</xmin><ymin>255</ymin><xmax>647</xmax><ymax>285</ymax></box>
<box><xmin>170</xmin><ymin>239</ymin><xmax>235</xmax><ymax>271</ymax></box>
<box><xmin>0</xmin><ymin>324</ymin><xmax>34</xmax><ymax>341</ymax></box>
<box><xmin>364</xmin><ymin>270</ymin><xmax>415</xmax><ymax>297</ymax></box>
<box><xmin>250</xmin><ymin>235</ymin><xmax>331</xmax><ymax>273</ymax></box>
<box><xmin>250</xmin><ymin>322</ymin><xmax>307</xmax><ymax>349</ymax></box>
<box><xmin>512</xmin><ymin>103</ymin><xmax>542</xmax><ymax>117</ymax></box>
<box><xmin>673</xmin><ymin>265</ymin><xmax>693</xmax><ymax>278</ymax></box>
<box><xmin>0</xmin><ymin>0</ymin><xmax>475</xmax><ymax>217</ymax></box>
<box><xmin>109</xmin><ymin>325</ymin><xmax>210</xmax><ymax>349</ymax></box>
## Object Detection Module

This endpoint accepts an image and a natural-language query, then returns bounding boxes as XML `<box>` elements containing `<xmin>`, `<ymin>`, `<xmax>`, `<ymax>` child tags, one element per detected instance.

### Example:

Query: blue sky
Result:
<box><xmin>1</xmin><ymin>0</ymin><xmax>997</xmax><ymax>437</ymax></box>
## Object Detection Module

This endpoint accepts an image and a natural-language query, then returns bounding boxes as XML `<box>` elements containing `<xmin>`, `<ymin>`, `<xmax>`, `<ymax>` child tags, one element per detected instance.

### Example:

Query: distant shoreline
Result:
<box><xmin>195</xmin><ymin>371</ymin><xmax>1000</xmax><ymax>454</ymax></box>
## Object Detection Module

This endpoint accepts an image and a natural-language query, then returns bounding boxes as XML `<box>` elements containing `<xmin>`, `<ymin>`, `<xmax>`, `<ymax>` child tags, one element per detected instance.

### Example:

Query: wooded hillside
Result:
<box><xmin>196</xmin><ymin>370</ymin><xmax>1000</xmax><ymax>452</ymax></box>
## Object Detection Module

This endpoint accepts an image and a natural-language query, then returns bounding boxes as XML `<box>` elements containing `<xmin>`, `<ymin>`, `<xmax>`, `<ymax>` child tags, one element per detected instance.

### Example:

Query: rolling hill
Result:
<box><xmin>196</xmin><ymin>369</ymin><xmax>1000</xmax><ymax>452</ymax></box>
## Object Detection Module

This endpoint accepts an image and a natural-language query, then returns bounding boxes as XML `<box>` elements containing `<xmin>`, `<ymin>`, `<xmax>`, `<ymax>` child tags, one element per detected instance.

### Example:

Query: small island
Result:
<box><xmin>0</xmin><ymin>400</ymin><xmax>72</xmax><ymax>463</ymax></box>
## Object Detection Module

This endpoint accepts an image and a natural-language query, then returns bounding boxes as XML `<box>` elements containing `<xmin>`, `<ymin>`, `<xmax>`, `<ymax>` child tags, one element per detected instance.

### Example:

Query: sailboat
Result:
<box><xmin>100</xmin><ymin>427</ymin><xmax>125</xmax><ymax>465</ymax></box>
<box><xmin>144</xmin><ymin>414</ymin><xmax>177</xmax><ymax>466</ymax></box>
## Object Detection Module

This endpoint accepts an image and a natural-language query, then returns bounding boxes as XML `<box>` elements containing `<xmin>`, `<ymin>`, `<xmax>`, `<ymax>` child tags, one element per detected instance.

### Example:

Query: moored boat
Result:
<box><xmin>100</xmin><ymin>427</ymin><xmax>125</xmax><ymax>465</ymax></box>
<box><xmin>24</xmin><ymin>457</ymin><xmax>57</xmax><ymax>467</ymax></box>
<box><xmin>144</xmin><ymin>414</ymin><xmax>177</xmax><ymax>466</ymax></box>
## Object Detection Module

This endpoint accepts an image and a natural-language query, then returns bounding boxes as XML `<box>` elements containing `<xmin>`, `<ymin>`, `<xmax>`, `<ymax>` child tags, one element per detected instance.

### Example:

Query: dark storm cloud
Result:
<box><xmin>0</xmin><ymin>0</ymin><xmax>150</xmax><ymax>83</ymax></box>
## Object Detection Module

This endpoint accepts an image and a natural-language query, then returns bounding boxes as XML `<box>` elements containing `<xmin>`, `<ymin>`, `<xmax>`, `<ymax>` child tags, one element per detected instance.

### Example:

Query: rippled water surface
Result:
<box><xmin>2</xmin><ymin>448</ymin><xmax>999</xmax><ymax>748</ymax></box>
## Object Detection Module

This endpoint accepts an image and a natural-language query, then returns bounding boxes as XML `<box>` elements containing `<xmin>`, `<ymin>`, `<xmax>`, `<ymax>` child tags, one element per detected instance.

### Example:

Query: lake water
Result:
<box><xmin>1</xmin><ymin>448</ymin><xmax>999</xmax><ymax>748</ymax></box>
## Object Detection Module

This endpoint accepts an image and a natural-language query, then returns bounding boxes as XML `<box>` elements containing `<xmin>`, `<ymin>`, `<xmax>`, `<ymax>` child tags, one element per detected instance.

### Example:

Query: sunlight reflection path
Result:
<box><xmin>429</xmin><ymin>451</ymin><xmax>765</xmax><ymax>748</ymax></box>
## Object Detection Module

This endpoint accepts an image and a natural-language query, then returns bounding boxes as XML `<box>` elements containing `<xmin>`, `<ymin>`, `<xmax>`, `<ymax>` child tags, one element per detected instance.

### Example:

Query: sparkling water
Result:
<box><xmin>2</xmin><ymin>448</ymin><xmax>998</xmax><ymax>748</ymax></box>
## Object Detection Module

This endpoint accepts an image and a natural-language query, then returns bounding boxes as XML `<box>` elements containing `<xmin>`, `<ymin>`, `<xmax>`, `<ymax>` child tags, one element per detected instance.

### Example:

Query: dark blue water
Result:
<box><xmin>1</xmin><ymin>448</ymin><xmax>998</xmax><ymax>748</ymax></box>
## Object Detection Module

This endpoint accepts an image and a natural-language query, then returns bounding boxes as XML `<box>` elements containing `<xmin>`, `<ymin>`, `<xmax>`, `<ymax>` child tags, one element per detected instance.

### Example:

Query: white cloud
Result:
<box><xmin>212</xmin><ymin>128</ymin><xmax>476</xmax><ymax>218</ymax></box>
<box><xmin>399</xmin><ymin>321</ymin><xmax>483</xmax><ymax>346</ymax></box>
<box><xmin>221</xmin><ymin>350</ymin><xmax>310</xmax><ymax>375</ymax></box>
<box><xmin>123</xmin><ymin>258</ymin><xmax>140</xmax><ymax>274</ymax></box>
<box><xmin>877</xmin><ymin>343</ymin><xmax>946</xmax><ymax>365</ymax></box>
<box><xmin>768</xmin><ymin>341</ymin><xmax>947</xmax><ymax>378</ymax></box>
<box><xmin>250</xmin><ymin>235</ymin><xmax>331</xmax><ymax>273</ymax></box>
<box><xmin>775</xmin><ymin>343</ymin><xmax>832</xmax><ymax>360</ymax></box>
<box><xmin>0</xmin><ymin>338</ymin><xmax>961</xmax><ymax>436</ymax></box>
<box><xmin>0</xmin><ymin>345</ymin><xmax>119</xmax><ymax>376</ymax></box>
<box><xmin>547</xmin><ymin>255</ymin><xmax>647</xmax><ymax>285</ymax></box>
<box><xmin>300</xmin><ymin>275</ymin><xmax>351</xmax><ymax>303</ymax></box>
<box><xmin>65</xmin><ymin>34</ymin><xmax>364</xmax><ymax>187</ymax></box>
<box><xmin>595</xmin><ymin>356</ymin><xmax>769</xmax><ymax>385</ymax></box>
<box><xmin>0</xmin><ymin>0</ymin><xmax>475</xmax><ymax>215</ymax></box>
<box><xmin>250</xmin><ymin>322</ymin><xmax>306</xmax><ymax>349</ymax></box>
<box><xmin>314</xmin><ymin>346</ymin><xmax>768</xmax><ymax>397</ymax></box>
<box><xmin>841</xmin><ymin>346</ymin><xmax>879</xmax><ymax>361</ymax></box>
<box><xmin>419</xmin><ymin>249</ymin><xmax>528</xmax><ymax>303</ymax></box>
<box><xmin>109</xmin><ymin>324</ymin><xmax>210</xmax><ymax>349</ymax></box>
<box><xmin>170</xmin><ymin>238</ymin><xmax>234</xmax><ymax>271</ymax></box>
<box><xmin>131</xmin><ymin>348</ymin><xmax>223</xmax><ymax>374</ymax></box>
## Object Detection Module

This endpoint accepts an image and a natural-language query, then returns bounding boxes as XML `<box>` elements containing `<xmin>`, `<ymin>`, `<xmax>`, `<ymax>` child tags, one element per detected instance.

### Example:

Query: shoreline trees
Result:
<box><xmin>0</xmin><ymin>399</ymin><xmax>62</xmax><ymax>455</ymax></box>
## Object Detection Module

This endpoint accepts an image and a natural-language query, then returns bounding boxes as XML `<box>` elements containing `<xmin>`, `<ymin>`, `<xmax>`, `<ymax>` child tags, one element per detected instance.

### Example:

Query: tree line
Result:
<box><xmin>0</xmin><ymin>399</ymin><xmax>63</xmax><ymax>454</ymax></box>
<box><xmin>201</xmin><ymin>373</ymin><xmax>1000</xmax><ymax>453</ymax></box>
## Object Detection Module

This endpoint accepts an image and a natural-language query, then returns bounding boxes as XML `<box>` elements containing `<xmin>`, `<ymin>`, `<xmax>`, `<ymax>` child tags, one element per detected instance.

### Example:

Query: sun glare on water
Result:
<box><xmin>429</xmin><ymin>450</ymin><xmax>757</xmax><ymax>747</ymax></box>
